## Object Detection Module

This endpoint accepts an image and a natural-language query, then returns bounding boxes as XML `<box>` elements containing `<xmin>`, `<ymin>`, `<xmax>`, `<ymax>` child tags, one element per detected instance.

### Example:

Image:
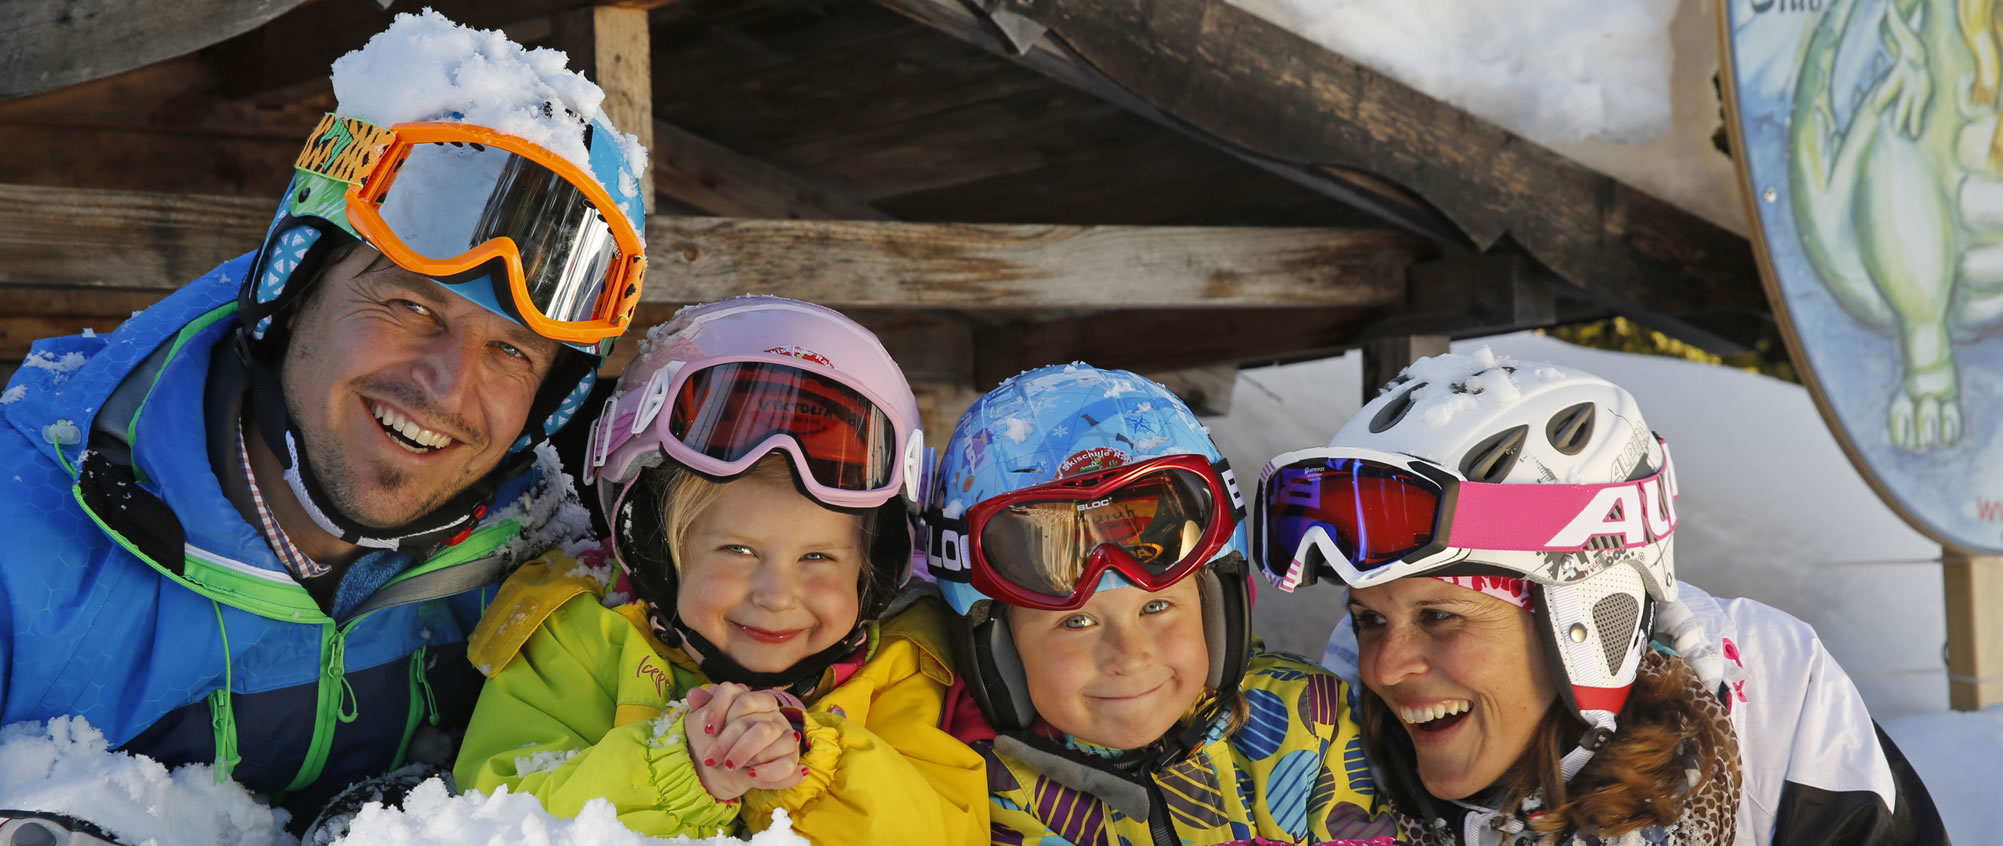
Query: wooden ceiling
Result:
<box><xmin>0</xmin><ymin>0</ymin><xmax>1774</xmax><ymax>414</ymax></box>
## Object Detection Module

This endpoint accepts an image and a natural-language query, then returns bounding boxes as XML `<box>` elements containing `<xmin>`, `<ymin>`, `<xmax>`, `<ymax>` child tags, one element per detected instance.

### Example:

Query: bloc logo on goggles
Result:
<box><xmin>927</xmin><ymin>453</ymin><xmax>1243</xmax><ymax>610</ymax></box>
<box><xmin>1254</xmin><ymin>439</ymin><xmax>1677</xmax><ymax>591</ymax></box>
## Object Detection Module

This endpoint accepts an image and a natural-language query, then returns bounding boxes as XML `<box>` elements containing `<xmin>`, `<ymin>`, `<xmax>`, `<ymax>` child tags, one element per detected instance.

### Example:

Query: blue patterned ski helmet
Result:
<box><xmin>925</xmin><ymin>363</ymin><xmax>1248</xmax><ymax>615</ymax></box>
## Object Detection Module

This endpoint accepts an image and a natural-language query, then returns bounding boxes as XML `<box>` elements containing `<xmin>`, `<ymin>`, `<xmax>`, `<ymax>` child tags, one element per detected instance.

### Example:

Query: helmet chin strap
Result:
<box><xmin>1558</xmin><ymin>713</ymin><xmax>1617</xmax><ymax>781</ymax></box>
<box><xmin>650</xmin><ymin>606</ymin><xmax>868</xmax><ymax>699</ymax></box>
<box><xmin>242</xmin><ymin>349</ymin><xmax>523</xmax><ymax>555</ymax></box>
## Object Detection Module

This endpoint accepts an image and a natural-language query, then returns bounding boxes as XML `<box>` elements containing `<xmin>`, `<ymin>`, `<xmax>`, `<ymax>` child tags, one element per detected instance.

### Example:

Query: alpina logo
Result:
<box><xmin>1545</xmin><ymin>474</ymin><xmax>1678</xmax><ymax>548</ymax></box>
<box><xmin>765</xmin><ymin>345</ymin><xmax>832</xmax><ymax>367</ymax></box>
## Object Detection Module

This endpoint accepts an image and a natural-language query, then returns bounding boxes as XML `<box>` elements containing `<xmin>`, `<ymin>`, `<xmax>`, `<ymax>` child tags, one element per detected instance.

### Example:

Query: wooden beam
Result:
<box><xmin>1</xmin><ymin>184</ymin><xmax>1416</xmax><ymax>311</ymax></box>
<box><xmin>872</xmin><ymin>0</ymin><xmax>1467</xmax><ymax>248</ymax></box>
<box><xmin>973</xmin><ymin>307</ymin><xmax>1375</xmax><ymax>386</ymax></box>
<box><xmin>1945</xmin><ymin>551</ymin><xmax>2003</xmax><ymax>710</ymax></box>
<box><xmin>553</xmin><ymin>6</ymin><xmax>655</xmax><ymax>204</ymax></box>
<box><xmin>1366</xmin><ymin>253</ymin><xmax>1558</xmax><ymax>340</ymax></box>
<box><xmin>3</xmin><ymin>0</ymin><xmax>309</xmax><ymax>99</ymax></box>
<box><xmin>652</xmin><ymin>119</ymin><xmax>892</xmax><ymax>220</ymax></box>
<box><xmin>647</xmin><ymin>217</ymin><xmax>1420</xmax><ymax>309</ymax></box>
<box><xmin>875</xmin><ymin>0</ymin><xmax>1765</xmax><ymax>322</ymax></box>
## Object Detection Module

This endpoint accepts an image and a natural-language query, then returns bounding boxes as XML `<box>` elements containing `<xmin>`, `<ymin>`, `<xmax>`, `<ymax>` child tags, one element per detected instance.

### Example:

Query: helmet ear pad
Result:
<box><xmin>608</xmin><ymin>474</ymin><xmax>681</xmax><ymax>620</ymax></box>
<box><xmin>1532</xmin><ymin>567</ymin><xmax>1655</xmax><ymax>725</ymax></box>
<box><xmin>959</xmin><ymin>554</ymin><xmax>1256</xmax><ymax>735</ymax></box>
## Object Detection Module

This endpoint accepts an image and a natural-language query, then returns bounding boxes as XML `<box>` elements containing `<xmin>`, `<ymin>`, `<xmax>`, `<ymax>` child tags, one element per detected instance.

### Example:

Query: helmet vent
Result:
<box><xmin>1546</xmin><ymin>402</ymin><xmax>1596</xmax><ymax>455</ymax></box>
<box><xmin>1592</xmin><ymin>592</ymin><xmax>1640</xmax><ymax>675</ymax></box>
<box><xmin>1368</xmin><ymin>383</ymin><xmax>1424</xmax><ymax>433</ymax></box>
<box><xmin>1459</xmin><ymin>425</ymin><xmax>1528</xmax><ymax>482</ymax></box>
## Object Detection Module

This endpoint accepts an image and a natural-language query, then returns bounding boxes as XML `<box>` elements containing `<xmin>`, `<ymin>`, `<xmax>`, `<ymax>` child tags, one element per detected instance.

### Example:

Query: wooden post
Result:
<box><xmin>554</xmin><ymin>6</ymin><xmax>655</xmax><ymax>204</ymax></box>
<box><xmin>1361</xmin><ymin>335</ymin><xmax>1448</xmax><ymax>402</ymax></box>
<box><xmin>1944</xmin><ymin>548</ymin><xmax>2003</xmax><ymax>710</ymax></box>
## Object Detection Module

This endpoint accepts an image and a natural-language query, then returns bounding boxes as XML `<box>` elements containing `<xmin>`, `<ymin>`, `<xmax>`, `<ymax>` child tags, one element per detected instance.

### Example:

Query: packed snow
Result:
<box><xmin>0</xmin><ymin>717</ymin><xmax>296</xmax><ymax>846</ymax></box>
<box><xmin>1227</xmin><ymin>0</ymin><xmax>1748</xmax><ymax>232</ymax></box>
<box><xmin>328</xmin><ymin>9</ymin><xmax>647</xmax><ymax>231</ymax></box>
<box><xmin>1228</xmin><ymin>0</ymin><xmax>1679</xmax><ymax>145</ymax></box>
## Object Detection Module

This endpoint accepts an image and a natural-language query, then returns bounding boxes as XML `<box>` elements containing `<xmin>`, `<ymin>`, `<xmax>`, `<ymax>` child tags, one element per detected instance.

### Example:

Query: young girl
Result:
<box><xmin>924</xmin><ymin>364</ymin><xmax>1399</xmax><ymax>845</ymax></box>
<box><xmin>454</xmin><ymin>296</ymin><xmax>987</xmax><ymax>842</ymax></box>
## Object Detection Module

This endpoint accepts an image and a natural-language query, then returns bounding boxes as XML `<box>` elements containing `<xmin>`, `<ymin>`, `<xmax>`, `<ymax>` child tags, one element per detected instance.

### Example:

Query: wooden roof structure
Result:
<box><xmin>0</xmin><ymin>0</ymin><xmax>1769</xmax><ymax>431</ymax></box>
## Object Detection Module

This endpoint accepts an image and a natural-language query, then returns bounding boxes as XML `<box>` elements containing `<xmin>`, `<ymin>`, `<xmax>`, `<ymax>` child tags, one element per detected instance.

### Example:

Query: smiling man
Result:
<box><xmin>0</xmin><ymin>11</ymin><xmax>648</xmax><ymax>832</ymax></box>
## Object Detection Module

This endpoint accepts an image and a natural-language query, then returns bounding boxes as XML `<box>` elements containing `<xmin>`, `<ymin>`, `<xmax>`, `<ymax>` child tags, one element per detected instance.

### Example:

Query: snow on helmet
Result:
<box><xmin>925</xmin><ymin>363</ymin><xmax>1252</xmax><ymax>732</ymax></box>
<box><xmin>1327</xmin><ymin>348</ymin><xmax>1676</xmax><ymax>753</ymax></box>
<box><xmin>586</xmin><ymin>296</ymin><xmax>924</xmax><ymax>692</ymax></box>
<box><xmin>231</xmin><ymin>10</ymin><xmax>646</xmax><ymax>553</ymax></box>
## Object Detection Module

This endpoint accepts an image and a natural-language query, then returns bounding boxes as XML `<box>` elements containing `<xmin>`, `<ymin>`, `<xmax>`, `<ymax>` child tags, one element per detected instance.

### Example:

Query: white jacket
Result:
<box><xmin>1321</xmin><ymin>581</ymin><xmax>1949</xmax><ymax>845</ymax></box>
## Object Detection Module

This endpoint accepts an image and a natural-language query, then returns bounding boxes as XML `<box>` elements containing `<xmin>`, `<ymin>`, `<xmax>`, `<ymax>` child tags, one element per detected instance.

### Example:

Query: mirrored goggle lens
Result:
<box><xmin>375</xmin><ymin>141</ymin><xmax>625</xmax><ymax>324</ymax></box>
<box><xmin>1263</xmin><ymin>458</ymin><xmax>1442</xmax><ymax>573</ymax></box>
<box><xmin>977</xmin><ymin>468</ymin><xmax>1217</xmax><ymax>600</ymax></box>
<box><xmin>669</xmin><ymin>362</ymin><xmax>897</xmax><ymax>492</ymax></box>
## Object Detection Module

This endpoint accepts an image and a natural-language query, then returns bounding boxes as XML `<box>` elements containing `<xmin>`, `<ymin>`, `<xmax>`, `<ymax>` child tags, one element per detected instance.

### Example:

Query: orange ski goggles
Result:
<box><xmin>316</xmin><ymin>118</ymin><xmax>647</xmax><ymax>345</ymax></box>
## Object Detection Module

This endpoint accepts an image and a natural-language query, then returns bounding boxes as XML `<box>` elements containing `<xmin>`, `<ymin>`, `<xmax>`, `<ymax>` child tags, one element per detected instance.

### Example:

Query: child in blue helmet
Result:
<box><xmin>926</xmin><ymin>364</ymin><xmax>1400</xmax><ymax>846</ymax></box>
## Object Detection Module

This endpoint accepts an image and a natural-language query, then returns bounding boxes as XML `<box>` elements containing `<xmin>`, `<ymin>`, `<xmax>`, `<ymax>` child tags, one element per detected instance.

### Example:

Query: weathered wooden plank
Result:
<box><xmin>2</xmin><ymin>0</ymin><xmax>308</xmax><ymax>99</ymax></box>
<box><xmin>0</xmin><ymin>185</ymin><xmax>269</xmax><ymax>289</ymax></box>
<box><xmin>877</xmin><ymin>0</ymin><xmax>1766</xmax><ymax>322</ymax></box>
<box><xmin>647</xmin><ymin>218</ymin><xmax>1420</xmax><ymax>309</ymax></box>
<box><xmin>1945</xmin><ymin>552</ymin><xmax>2003</xmax><ymax>710</ymax></box>
<box><xmin>0</xmin><ymin>185</ymin><xmax>1419</xmax><ymax>314</ymax></box>
<box><xmin>651</xmin><ymin>120</ymin><xmax>891</xmax><ymax>220</ymax></box>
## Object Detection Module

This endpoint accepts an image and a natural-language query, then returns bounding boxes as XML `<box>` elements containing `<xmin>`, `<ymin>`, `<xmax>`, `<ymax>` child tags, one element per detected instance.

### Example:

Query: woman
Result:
<box><xmin>1248</xmin><ymin>351</ymin><xmax>1948</xmax><ymax>846</ymax></box>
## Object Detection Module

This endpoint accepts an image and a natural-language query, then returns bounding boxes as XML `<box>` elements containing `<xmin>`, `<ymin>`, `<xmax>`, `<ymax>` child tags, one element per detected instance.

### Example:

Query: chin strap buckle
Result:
<box><xmin>1578</xmin><ymin>724</ymin><xmax>1616</xmax><ymax>751</ymax></box>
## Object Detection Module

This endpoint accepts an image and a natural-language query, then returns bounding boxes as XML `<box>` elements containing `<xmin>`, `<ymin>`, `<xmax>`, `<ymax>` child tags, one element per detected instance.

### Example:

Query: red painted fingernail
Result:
<box><xmin>800</xmin><ymin>765</ymin><xmax>810</xmax><ymax>776</ymax></box>
<box><xmin>704</xmin><ymin>724</ymin><xmax>715</xmax><ymax>735</ymax></box>
<box><xmin>725</xmin><ymin>759</ymin><xmax>735</xmax><ymax>769</ymax></box>
<box><xmin>703</xmin><ymin>757</ymin><xmax>715</xmax><ymax>767</ymax></box>
<box><xmin>792</xmin><ymin>730</ymin><xmax>801</xmax><ymax>742</ymax></box>
<box><xmin>747</xmin><ymin>767</ymin><xmax>756</xmax><ymax>777</ymax></box>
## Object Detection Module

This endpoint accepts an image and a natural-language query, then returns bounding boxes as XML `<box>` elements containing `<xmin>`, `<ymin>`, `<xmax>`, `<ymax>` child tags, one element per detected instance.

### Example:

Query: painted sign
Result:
<box><xmin>1721</xmin><ymin>0</ymin><xmax>2003</xmax><ymax>553</ymax></box>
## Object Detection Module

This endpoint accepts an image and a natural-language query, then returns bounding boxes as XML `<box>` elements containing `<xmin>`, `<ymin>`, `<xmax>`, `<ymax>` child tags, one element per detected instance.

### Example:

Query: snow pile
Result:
<box><xmin>1228</xmin><ymin>0</ymin><xmax>1678</xmax><ymax>144</ymax></box>
<box><xmin>327</xmin><ymin>779</ymin><xmax>809</xmax><ymax>846</ymax></box>
<box><xmin>0</xmin><ymin>717</ymin><xmax>296</xmax><ymax>846</ymax></box>
<box><xmin>1883</xmin><ymin>706</ymin><xmax>2003</xmax><ymax>843</ymax></box>
<box><xmin>491</xmin><ymin>441</ymin><xmax>600</xmax><ymax>567</ymax></box>
<box><xmin>0</xmin><ymin>385</ymin><xmax>25</xmax><ymax>405</ymax></box>
<box><xmin>22</xmin><ymin>350</ymin><xmax>88</xmax><ymax>375</ymax></box>
<box><xmin>328</xmin><ymin>9</ymin><xmax>648</xmax><ymax>229</ymax></box>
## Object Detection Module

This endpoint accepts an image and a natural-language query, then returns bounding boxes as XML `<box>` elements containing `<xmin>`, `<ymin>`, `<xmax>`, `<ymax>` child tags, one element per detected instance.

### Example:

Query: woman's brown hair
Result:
<box><xmin>1360</xmin><ymin>650</ymin><xmax>1733</xmax><ymax>837</ymax></box>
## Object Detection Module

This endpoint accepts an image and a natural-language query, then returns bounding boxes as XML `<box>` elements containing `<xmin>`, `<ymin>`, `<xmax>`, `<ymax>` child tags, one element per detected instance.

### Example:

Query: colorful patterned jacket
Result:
<box><xmin>962</xmin><ymin>648</ymin><xmax>1400</xmax><ymax>846</ymax></box>
<box><xmin>453</xmin><ymin>547</ymin><xmax>990</xmax><ymax>843</ymax></box>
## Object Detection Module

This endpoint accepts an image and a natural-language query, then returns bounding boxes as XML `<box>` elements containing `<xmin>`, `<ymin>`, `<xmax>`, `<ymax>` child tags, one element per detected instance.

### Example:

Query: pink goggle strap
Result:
<box><xmin>1444</xmin><ymin>448</ymin><xmax>1677</xmax><ymax>553</ymax></box>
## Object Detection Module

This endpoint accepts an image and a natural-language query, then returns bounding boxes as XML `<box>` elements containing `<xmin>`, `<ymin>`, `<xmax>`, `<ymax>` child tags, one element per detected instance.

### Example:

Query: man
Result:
<box><xmin>0</xmin><ymin>11</ymin><xmax>648</xmax><ymax>829</ymax></box>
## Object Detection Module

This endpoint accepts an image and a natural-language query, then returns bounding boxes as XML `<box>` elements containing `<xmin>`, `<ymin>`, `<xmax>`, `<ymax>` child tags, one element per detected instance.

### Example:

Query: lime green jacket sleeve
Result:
<box><xmin>739</xmin><ymin>597</ymin><xmax>990</xmax><ymax>845</ymax></box>
<box><xmin>453</xmin><ymin>580</ymin><xmax>739</xmax><ymax>838</ymax></box>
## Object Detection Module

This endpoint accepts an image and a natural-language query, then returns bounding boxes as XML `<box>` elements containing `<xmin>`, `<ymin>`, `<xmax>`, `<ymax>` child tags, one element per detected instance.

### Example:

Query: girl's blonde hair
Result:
<box><xmin>645</xmin><ymin>453</ymin><xmax>877</xmax><ymax>601</ymax></box>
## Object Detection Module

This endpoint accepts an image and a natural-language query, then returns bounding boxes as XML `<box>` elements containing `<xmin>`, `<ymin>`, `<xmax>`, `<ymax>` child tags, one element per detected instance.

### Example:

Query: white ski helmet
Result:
<box><xmin>1259</xmin><ymin>350</ymin><xmax>1678</xmax><ymax>756</ymax></box>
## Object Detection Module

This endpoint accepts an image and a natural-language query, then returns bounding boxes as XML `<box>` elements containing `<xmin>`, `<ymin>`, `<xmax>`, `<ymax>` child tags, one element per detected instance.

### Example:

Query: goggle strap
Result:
<box><xmin>1444</xmin><ymin>461</ymin><xmax>1678</xmax><ymax>553</ymax></box>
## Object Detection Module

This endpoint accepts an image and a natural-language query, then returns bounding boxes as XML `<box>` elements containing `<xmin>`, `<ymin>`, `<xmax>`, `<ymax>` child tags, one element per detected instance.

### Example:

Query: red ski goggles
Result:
<box><xmin>665</xmin><ymin>361</ymin><xmax>901</xmax><ymax>496</ymax></box>
<box><xmin>1252</xmin><ymin>441</ymin><xmax>1677</xmax><ymax>591</ymax></box>
<box><xmin>928</xmin><ymin>454</ymin><xmax>1245</xmax><ymax>611</ymax></box>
